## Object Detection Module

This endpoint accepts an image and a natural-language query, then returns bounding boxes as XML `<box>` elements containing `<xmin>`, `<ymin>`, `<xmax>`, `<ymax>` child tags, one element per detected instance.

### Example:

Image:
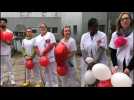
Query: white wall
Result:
<box><xmin>2</xmin><ymin>12</ymin><xmax>109</xmax><ymax>34</ymax></box>
<box><xmin>6</xmin><ymin>17</ymin><xmax>61</xmax><ymax>33</ymax></box>
<box><xmin>1</xmin><ymin>12</ymin><xmax>58</xmax><ymax>17</ymax></box>
<box><xmin>82</xmin><ymin>12</ymin><xmax>107</xmax><ymax>33</ymax></box>
<box><xmin>57</xmin><ymin>12</ymin><xmax>82</xmax><ymax>36</ymax></box>
<box><xmin>1</xmin><ymin>12</ymin><xmax>21</xmax><ymax>17</ymax></box>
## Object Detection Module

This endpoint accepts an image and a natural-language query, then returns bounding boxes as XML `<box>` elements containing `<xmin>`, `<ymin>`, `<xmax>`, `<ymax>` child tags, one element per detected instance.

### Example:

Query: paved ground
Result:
<box><xmin>1</xmin><ymin>53</ymin><xmax>81</xmax><ymax>87</ymax></box>
<box><xmin>1</xmin><ymin>50</ymin><xmax>114</xmax><ymax>87</ymax></box>
<box><xmin>1</xmin><ymin>53</ymin><xmax>25</xmax><ymax>87</ymax></box>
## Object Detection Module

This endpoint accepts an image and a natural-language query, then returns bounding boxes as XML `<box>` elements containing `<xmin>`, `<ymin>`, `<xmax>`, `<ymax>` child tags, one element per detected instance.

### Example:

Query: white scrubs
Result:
<box><xmin>0</xmin><ymin>29</ymin><xmax>15</xmax><ymax>85</ymax></box>
<box><xmin>34</xmin><ymin>32</ymin><xmax>58</xmax><ymax>87</ymax></box>
<box><xmin>80</xmin><ymin>31</ymin><xmax>108</xmax><ymax>86</ymax></box>
<box><xmin>58</xmin><ymin>37</ymin><xmax>78</xmax><ymax>87</ymax></box>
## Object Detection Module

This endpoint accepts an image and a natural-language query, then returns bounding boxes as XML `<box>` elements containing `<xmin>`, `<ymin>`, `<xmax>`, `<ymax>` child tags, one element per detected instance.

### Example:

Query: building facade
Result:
<box><xmin>1</xmin><ymin>12</ymin><xmax>133</xmax><ymax>53</ymax></box>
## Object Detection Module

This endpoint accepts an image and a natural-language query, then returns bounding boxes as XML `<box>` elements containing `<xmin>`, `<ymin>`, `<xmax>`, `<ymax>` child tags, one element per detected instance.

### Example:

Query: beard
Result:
<box><xmin>0</xmin><ymin>25</ymin><xmax>6</xmax><ymax>29</ymax></box>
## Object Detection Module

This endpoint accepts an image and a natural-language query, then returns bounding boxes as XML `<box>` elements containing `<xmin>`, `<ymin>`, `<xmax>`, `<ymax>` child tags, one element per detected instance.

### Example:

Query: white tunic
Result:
<box><xmin>61</xmin><ymin>37</ymin><xmax>77</xmax><ymax>53</ymax></box>
<box><xmin>61</xmin><ymin>37</ymin><xmax>77</xmax><ymax>67</ymax></box>
<box><xmin>109</xmin><ymin>31</ymin><xmax>134</xmax><ymax>70</ymax></box>
<box><xmin>0</xmin><ymin>29</ymin><xmax>13</xmax><ymax>56</ymax></box>
<box><xmin>34</xmin><ymin>32</ymin><xmax>56</xmax><ymax>62</ymax></box>
<box><xmin>80</xmin><ymin>31</ymin><xmax>108</xmax><ymax>65</ymax></box>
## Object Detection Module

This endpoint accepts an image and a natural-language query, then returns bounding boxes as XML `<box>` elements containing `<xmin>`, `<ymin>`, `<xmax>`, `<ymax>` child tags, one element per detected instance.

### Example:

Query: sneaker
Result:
<box><xmin>34</xmin><ymin>80</ymin><xmax>45</xmax><ymax>87</ymax></box>
<box><xmin>34</xmin><ymin>83</ymin><xmax>42</xmax><ymax>87</ymax></box>
<box><xmin>11</xmin><ymin>80</ymin><xmax>16</xmax><ymax>85</ymax></box>
<box><xmin>52</xmin><ymin>84</ymin><xmax>58</xmax><ymax>87</ymax></box>
<box><xmin>21</xmin><ymin>81</ymin><xmax>30</xmax><ymax>87</ymax></box>
<box><xmin>0</xmin><ymin>81</ymin><xmax>3</xmax><ymax>86</ymax></box>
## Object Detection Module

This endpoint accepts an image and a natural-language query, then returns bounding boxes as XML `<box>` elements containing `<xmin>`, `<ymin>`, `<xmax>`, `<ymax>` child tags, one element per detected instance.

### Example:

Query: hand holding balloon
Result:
<box><xmin>25</xmin><ymin>56</ymin><xmax>32</xmax><ymax>60</ymax></box>
<box><xmin>114</xmin><ymin>36</ymin><xmax>127</xmax><ymax>48</ymax></box>
<box><xmin>39</xmin><ymin>56</ymin><xmax>49</xmax><ymax>68</ymax></box>
<box><xmin>25</xmin><ymin>59</ymin><xmax>34</xmax><ymax>70</ymax></box>
<box><xmin>124</xmin><ymin>68</ymin><xmax>130</xmax><ymax>75</ymax></box>
<box><xmin>111</xmin><ymin>66</ymin><xmax>118</xmax><ymax>74</ymax></box>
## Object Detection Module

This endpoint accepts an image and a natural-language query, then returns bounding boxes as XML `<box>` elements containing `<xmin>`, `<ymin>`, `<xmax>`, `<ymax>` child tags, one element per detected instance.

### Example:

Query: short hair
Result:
<box><xmin>116</xmin><ymin>12</ymin><xmax>133</xmax><ymax>32</ymax></box>
<box><xmin>0</xmin><ymin>18</ymin><xmax>8</xmax><ymax>23</ymax></box>
<box><xmin>88</xmin><ymin>18</ymin><xmax>98</xmax><ymax>30</ymax></box>
<box><xmin>26</xmin><ymin>27</ymin><xmax>32</xmax><ymax>31</ymax></box>
<box><xmin>61</xmin><ymin>26</ymin><xmax>71</xmax><ymax>36</ymax></box>
<box><xmin>24</xmin><ymin>27</ymin><xmax>33</xmax><ymax>37</ymax></box>
<box><xmin>39</xmin><ymin>23</ymin><xmax>48</xmax><ymax>29</ymax></box>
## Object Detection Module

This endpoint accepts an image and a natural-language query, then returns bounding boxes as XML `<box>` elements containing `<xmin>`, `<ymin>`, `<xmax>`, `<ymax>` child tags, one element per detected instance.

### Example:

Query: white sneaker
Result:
<box><xmin>11</xmin><ymin>80</ymin><xmax>16</xmax><ymax>85</ymax></box>
<box><xmin>45</xmin><ymin>82</ymin><xmax>50</xmax><ymax>87</ymax></box>
<box><xmin>52</xmin><ymin>84</ymin><xmax>58</xmax><ymax>87</ymax></box>
<box><xmin>0</xmin><ymin>81</ymin><xmax>3</xmax><ymax>86</ymax></box>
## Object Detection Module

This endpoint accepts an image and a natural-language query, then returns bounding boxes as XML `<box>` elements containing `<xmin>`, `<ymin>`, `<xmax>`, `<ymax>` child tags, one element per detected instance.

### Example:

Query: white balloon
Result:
<box><xmin>92</xmin><ymin>63</ymin><xmax>111</xmax><ymax>80</ymax></box>
<box><xmin>84</xmin><ymin>70</ymin><xmax>96</xmax><ymax>85</ymax></box>
<box><xmin>85</xmin><ymin>57</ymin><xmax>94</xmax><ymax>64</ymax></box>
<box><xmin>111</xmin><ymin>72</ymin><xmax>132</xmax><ymax>87</ymax></box>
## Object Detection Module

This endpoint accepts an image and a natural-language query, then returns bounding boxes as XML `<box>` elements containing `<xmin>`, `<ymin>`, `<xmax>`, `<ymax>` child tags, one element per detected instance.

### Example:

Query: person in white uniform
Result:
<box><xmin>34</xmin><ymin>23</ymin><xmax>58</xmax><ymax>87</ymax></box>
<box><xmin>21</xmin><ymin>27</ymin><xmax>41</xmax><ymax>87</ymax></box>
<box><xmin>80</xmin><ymin>18</ymin><xmax>108</xmax><ymax>87</ymax></box>
<box><xmin>0</xmin><ymin>18</ymin><xmax>16</xmax><ymax>86</ymax></box>
<box><xmin>109</xmin><ymin>12</ymin><xmax>134</xmax><ymax>86</ymax></box>
<box><xmin>58</xmin><ymin>26</ymin><xmax>78</xmax><ymax>87</ymax></box>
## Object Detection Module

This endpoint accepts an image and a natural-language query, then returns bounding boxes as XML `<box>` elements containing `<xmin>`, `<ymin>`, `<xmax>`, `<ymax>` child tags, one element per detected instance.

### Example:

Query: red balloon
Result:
<box><xmin>57</xmin><ymin>64</ymin><xmax>68</xmax><ymax>76</ymax></box>
<box><xmin>55</xmin><ymin>42</ymin><xmax>70</xmax><ymax>64</ymax></box>
<box><xmin>55</xmin><ymin>42</ymin><xmax>66</xmax><ymax>55</ymax></box>
<box><xmin>55</xmin><ymin>55</ymin><xmax>66</xmax><ymax>65</ymax></box>
<box><xmin>39</xmin><ymin>56</ymin><xmax>49</xmax><ymax>68</ymax></box>
<box><xmin>114</xmin><ymin>36</ymin><xmax>127</xmax><ymax>48</ymax></box>
<box><xmin>97</xmin><ymin>80</ymin><xmax>112</xmax><ymax>87</ymax></box>
<box><xmin>25</xmin><ymin>59</ymin><xmax>34</xmax><ymax>70</ymax></box>
<box><xmin>2</xmin><ymin>32</ymin><xmax>14</xmax><ymax>43</ymax></box>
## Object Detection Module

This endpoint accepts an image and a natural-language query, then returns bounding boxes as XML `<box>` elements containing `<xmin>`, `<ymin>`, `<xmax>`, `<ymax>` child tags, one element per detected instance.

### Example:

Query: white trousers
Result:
<box><xmin>41</xmin><ymin>62</ymin><xmax>58</xmax><ymax>87</ymax></box>
<box><xmin>0</xmin><ymin>55</ymin><xmax>15</xmax><ymax>83</ymax></box>
<box><xmin>80</xmin><ymin>57</ymin><xmax>88</xmax><ymax>87</ymax></box>
<box><xmin>24</xmin><ymin>58</ymin><xmax>41</xmax><ymax>82</ymax></box>
<box><xmin>58</xmin><ymin>65</ymin><xmax>77</xmax><ymax>87</ymax></box>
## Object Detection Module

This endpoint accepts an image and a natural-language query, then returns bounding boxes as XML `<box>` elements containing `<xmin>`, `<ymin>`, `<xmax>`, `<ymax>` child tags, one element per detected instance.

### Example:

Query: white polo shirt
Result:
<box><xmin>22</xmin><ymin>38</ymin><xmax>35</xmax><ymax>56</ymax></box>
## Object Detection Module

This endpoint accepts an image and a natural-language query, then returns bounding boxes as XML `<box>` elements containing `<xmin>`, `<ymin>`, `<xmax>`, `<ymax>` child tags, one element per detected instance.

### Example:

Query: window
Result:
<box><xmin>32</xmin><ymin>29</ymin><xmax>37</xmax><ymax>33</ymax></box>
<box><xmin>68</xmin><ymin>26</ymin><xmax>71</xmax><ymax>28</ymax></box>
<box><xmin>73</xmin><ymin>25</ymin><xmax>77</xmax><ymax>35</ymax></box>
<box><xmin>52</xmin><ymin>27</ymin><xmax>58</xmax><ymax>33</ymax></box>
<box><xmin>47</xmin><ymin>27</ymin><xmax>51</xmax><ymax>32</ymax></box>
<box><xmin>99</xmin><ymin>25</ymin><xmax>105</xmax><ymax>32</ymax></box>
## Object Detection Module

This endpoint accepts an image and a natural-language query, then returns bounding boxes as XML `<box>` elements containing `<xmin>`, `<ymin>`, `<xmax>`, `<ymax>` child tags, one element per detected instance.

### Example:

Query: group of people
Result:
<box><xmin>0</xmin><ymin>12</ymin><xmax>134</xmax><ymax>87</ymax></box>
